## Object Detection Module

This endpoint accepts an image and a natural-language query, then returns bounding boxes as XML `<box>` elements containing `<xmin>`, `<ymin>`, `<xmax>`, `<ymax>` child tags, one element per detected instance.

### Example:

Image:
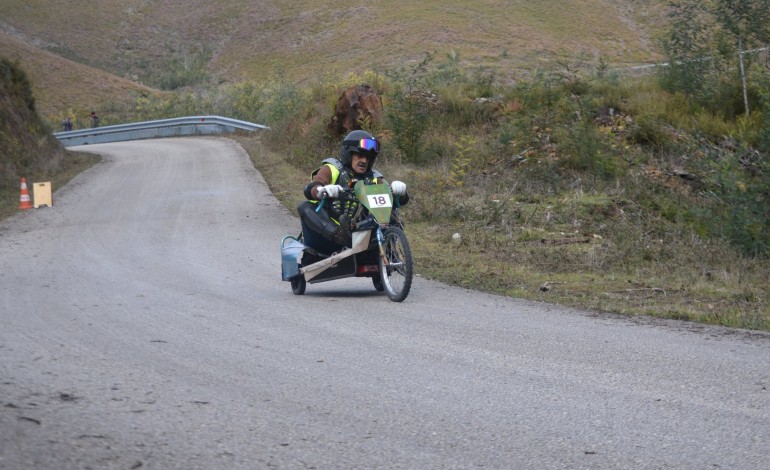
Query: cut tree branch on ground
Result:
<box><xmin>607</xmin><ymin>287</ymin><xmax>668</xmax><ymax>297</ymax></box>
<box><xmin>541</xmin><ymin>236</ymin><xmax>591</xmax><ymax>245</ymax></box>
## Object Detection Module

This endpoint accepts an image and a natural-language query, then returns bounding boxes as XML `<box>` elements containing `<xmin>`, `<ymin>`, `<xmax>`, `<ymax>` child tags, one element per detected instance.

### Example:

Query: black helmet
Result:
<box><xmin>341</xmin><ymin>130</ymin><xmax>380</xmax><ymax>169</ymax></box>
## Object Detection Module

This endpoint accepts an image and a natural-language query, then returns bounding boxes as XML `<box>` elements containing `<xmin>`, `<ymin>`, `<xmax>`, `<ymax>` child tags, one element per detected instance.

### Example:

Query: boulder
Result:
<box><xmin>328</xmin><ymin>84</ymin><xmax>383</xmax><ymax>137</ymax></box>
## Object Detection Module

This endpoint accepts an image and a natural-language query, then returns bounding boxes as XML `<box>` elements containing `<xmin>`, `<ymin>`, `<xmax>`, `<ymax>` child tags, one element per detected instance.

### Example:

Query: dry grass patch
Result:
<box><xmin>410</xmin><ymin>220</ymin><xmax>768</xmax><ymax>330</ymax></box>
<box><xmin>3</xmin><ymin>0</ymin><xmax>667</xmax><ymax>88</ymax></box>
<box><xmin>0</xmin><ymin>32</ymin><xmax>162</xmax><ymax>123</ymax></box>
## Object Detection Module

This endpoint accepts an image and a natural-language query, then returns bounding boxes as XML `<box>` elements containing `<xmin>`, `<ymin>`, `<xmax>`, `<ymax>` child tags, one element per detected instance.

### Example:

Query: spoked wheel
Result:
<box><xmin>290</xmin><ymin>275</ymin><xmax>306</xmax><ymax>295</ymax></box>
<box><xmin>378</xmin><ymin>227</ymin><xmax>413</xmax><ymax>302</ymax></box>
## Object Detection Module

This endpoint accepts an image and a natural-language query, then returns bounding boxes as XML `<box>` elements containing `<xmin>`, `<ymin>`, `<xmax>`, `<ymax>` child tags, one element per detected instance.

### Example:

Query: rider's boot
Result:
<box><xmin>332</xmin><ymin>214</ymin><xmax>352</xmax><ymax>246</ymax></box>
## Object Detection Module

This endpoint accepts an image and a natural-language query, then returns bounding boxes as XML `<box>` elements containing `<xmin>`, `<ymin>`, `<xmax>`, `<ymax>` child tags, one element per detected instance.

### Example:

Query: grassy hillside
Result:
<box><xmin>0</xmin><ymin>32</ymin><xmax>162</xmax><ymax>126</ymax></box>
<box><xmin>0</xmin><ymin>58</ymin><xmax>99</xmax><ymax>219</ymax></box>
<box><xmin>0</xmin><ymin>0</ymin><xmax>667</xmax><ymax>88</ymax></box>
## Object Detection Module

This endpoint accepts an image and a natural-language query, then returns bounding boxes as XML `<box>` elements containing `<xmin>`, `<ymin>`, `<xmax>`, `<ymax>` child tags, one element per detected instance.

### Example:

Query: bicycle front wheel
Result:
<box><xmin>378</xmin><ymin>227</ymin><xmax>413</xmax><ymax>302</ymax></box>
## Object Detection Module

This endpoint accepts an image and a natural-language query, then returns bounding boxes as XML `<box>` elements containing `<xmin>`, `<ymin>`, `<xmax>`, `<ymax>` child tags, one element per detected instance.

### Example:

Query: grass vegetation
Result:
<box><xmin>0</xmin><ymin>32</ymin><xmax>163</xmax><ymax>127</ymax></box>
<box><xmin>0</xmin><ymin>0</ymin><xmax>667</xmax><ymax>89</ymax></box>
<box><xmin>0</xmin><ymin>59</ymin><xmax>100</xmax><ymax>220</ymax></box>
<box><xmin>224</xmin><ymin>53</ymin><xmax>768</xmax><ymax>331</ymax></box>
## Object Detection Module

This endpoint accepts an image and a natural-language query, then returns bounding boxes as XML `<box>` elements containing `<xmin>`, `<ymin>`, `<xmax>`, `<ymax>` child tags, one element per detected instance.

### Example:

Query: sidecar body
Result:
<box><xmin>281</xmin><ymin>230</ymin><xmax>375</xmax><ymax>284</ymax></box>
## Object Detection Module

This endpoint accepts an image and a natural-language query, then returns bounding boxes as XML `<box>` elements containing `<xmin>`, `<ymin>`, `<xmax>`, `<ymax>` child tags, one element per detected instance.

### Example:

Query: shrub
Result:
<box><xmin>628</xmin><ymin>114</ymin><xmax>672</xmax><ymax>149</ymax></box>
<box><xmin>702</xmin><ymin>150</ymin><xmax>770</xmax><ymax>257</ymax></box>
<box><xmin>385</xmin><ymin>55</ymin><xmax>433</xmax><ymax>164</ymax></box>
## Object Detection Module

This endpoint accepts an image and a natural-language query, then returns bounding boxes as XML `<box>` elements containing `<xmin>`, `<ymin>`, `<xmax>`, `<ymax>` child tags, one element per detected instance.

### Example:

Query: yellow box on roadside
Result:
<box><xmin>33</xmin><ymin>182</ymin><xmax>52</xmax><ymax>208</ymax></box>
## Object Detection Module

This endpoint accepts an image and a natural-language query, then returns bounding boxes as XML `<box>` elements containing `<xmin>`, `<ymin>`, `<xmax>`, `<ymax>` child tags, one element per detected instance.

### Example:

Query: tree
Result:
<box><xmin>711</xmin><ymin>0</ymin><xmax>770</xmax><ymax>115</ymax></box>
<box><xmin>661</xmin><ymin>1</ymin><xmax>713</xmax><ymax>98</ymax></box>
<box><xmin>386</xmin><ymin>54</ymin><xmax>434</xmax><ymax>163</ymax></box>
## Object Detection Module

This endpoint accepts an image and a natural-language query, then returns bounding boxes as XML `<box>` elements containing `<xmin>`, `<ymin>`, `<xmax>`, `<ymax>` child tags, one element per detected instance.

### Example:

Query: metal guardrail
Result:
<box><xmin>54</xmin><ymin>115</ymin><xmax>270</xmax><ymax>147</ymax></box>
<box><xmin>615</xmin><ymin>46</ymin><xmax>769</xmax><ymax>75</ymax></box>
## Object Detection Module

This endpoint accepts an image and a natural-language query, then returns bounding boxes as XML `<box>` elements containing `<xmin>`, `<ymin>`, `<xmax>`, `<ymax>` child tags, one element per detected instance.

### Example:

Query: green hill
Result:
<box><xmin>0</xmin><ymin>31</ymin><xmax>162</xmax><ymax>124</ymax></box>
<box><xmin>0</xmin><ymin>58</ymin><xmax>98</xmax><ymax>218</ymax></box>
<box><xmin>0</xmin><ymin>0</ymin><xmax>666</xmax><ymax>88</ymax></box>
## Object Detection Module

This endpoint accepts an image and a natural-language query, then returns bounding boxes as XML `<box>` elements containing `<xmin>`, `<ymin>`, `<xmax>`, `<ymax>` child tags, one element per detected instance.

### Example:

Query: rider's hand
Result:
<box><xmin>391</xmin><ymin>180</ymin><xmax>407</xmax><ymax>196</ymax></box>
<box><xmin>317</xmin><ymin>184</ymin><xmax>344</xmax><ymax>199</ymax></box>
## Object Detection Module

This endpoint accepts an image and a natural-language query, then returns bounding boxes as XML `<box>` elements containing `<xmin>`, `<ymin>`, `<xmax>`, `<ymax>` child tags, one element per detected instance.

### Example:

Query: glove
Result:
<box><xmin>317</xmin><ymin>184</ymin><xmax>344</xmax><ymax>199</ymax></box>
<box><xmin>390</xmin><ymin>180</ymin><xmax>407</xmax><ymax>196</ymax></box>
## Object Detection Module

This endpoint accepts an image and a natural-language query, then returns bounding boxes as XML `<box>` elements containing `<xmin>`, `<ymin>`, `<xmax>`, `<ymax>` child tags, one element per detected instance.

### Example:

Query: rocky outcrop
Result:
<box><xmin>328</xmin><ymin>84</ymin><xmax>382</xmax><ymax>137</ymax></box>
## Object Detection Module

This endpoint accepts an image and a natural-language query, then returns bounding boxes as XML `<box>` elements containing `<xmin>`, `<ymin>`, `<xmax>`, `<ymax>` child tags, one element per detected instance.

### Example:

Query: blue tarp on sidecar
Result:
<box><xmin>281</xmin><ymin>236</ymin><xmax>304</xmax><ymax>280</ymax></box>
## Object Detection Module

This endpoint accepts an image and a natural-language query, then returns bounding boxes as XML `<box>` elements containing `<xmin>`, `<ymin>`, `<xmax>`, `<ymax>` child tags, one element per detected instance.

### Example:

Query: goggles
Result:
<box><xmin>353</xmin><ymin>138</ymin><xmax>380</xmax><ymax>153</ymax></box>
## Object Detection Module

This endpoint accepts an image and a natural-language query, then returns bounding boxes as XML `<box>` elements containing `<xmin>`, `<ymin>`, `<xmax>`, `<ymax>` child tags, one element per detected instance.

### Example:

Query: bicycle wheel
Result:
<box><xmin>378</xmin><ymin>227</ymin><xmax>413</xmax><ymax>302</ymax></box>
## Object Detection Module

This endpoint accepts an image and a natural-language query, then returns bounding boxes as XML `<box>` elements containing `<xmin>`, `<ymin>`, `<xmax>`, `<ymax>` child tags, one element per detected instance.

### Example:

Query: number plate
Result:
<box><xmin>367</xmin><ymin>194</ymin><xmax>392</xmax><ymax>208</ymax></box>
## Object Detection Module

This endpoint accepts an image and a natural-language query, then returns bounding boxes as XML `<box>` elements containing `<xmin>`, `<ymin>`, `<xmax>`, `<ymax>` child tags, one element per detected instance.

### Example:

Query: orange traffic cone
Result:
<box><xmin>18</xmin><ymin>178</ymin><xmax>33</xmax><ymax>210</ymax></box>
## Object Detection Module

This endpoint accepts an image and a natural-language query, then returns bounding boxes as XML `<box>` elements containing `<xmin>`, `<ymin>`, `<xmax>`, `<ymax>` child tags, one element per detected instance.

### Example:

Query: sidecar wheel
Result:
<box><xmin>372</xmin><ymin>275</ymin><xmax>384</xmax><ymax>292</ymax></box>
<box><xmin>291</xmin><ymin>275</ymin><xmax>306</xmax><ymax>295</ymax></box>
<box><xmin>379</xmin><ymin>227</ymin><xmax>413</xmax><ymax>302</ymax></box>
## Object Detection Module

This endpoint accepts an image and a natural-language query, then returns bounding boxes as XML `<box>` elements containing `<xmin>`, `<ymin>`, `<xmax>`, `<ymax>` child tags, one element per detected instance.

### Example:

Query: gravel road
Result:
<box><xmin>1</xmin><ymin>137</ymin><xmax>768</xmax><ymax>469</ymax></box>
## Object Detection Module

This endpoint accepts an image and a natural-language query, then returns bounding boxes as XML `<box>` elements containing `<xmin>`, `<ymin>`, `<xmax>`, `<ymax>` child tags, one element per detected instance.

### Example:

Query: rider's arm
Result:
<box><xmin>303</xmin><ymin>165</ymin><xmax>334</xmax><ymax>199</ymax></box>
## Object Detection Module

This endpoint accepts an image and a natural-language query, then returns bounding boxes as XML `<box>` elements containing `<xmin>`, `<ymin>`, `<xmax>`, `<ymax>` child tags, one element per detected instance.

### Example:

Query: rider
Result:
<box><xmin>298</xmin><ymin>130</ymin><xmax>409</xmax><ymax>254</ymax></box>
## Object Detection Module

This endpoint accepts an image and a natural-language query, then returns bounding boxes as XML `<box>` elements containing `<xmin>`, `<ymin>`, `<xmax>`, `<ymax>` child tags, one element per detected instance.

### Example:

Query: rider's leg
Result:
<box><xmin>298</xmin><ymin>201</ymin><xmax>339</xmax><ymax>240</ymax></box>
<box><xmin>300</xmin><ymin>217</ymin><xmax>339</xmax><ymax>256</ymax></box>
<box><xmin>297</xmin><ymin>201</ymin><xmax>350</xmax><ymax>250</ymax></box>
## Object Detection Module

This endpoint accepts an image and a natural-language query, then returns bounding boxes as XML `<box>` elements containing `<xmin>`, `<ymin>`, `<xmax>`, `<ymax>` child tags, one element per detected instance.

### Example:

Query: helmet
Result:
<box><xmin>341</xmin><ymin>130</ymin><xmax>379</xmax><ymax>169</ymax></box>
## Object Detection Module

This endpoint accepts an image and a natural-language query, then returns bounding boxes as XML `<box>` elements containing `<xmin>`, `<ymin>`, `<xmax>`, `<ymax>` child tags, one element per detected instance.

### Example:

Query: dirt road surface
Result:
<box><xmin>1</xmin><ymin>138</ymin><xmax>768</xmax><ymax>469</ymax></box>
